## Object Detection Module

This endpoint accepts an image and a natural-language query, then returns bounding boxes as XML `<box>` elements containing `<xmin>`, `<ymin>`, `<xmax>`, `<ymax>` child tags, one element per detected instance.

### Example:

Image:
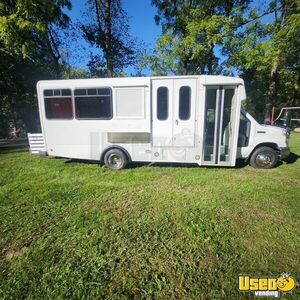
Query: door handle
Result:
<box><xmin>175</xmin><ymin>119</ymin><xmax>179</xmax><ymax>126</ymax></box>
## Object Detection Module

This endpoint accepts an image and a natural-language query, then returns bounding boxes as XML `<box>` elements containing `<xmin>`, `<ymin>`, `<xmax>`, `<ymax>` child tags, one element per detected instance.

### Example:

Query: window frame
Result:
<box><xmin>43</xmin><ymin>89</ymin><xmax>73</xmax><ymax>120</ymax></box>
<box><xmin>178</xmin><ymin>86</ymin><xmax>191</xmax><ymax>121</ymax></box>
<box><xmin>74</xmin><ymin>87</ymin><xmax>113</xmax><ymax>120</ymax></box>
<box><xmin>157</xmin><ymin>86</ymin><xmax>169</xmax><ymax>121</ymax></box>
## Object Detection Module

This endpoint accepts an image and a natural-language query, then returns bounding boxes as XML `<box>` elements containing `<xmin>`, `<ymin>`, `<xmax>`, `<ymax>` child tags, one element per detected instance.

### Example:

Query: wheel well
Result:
<box><xmin>100</xmin><ymin>146</ymin><xmax>131</xmax><ymax>163</ymax></box>
<box><xmin>246</xmin><ymin>143</ymin><xmax>280</xmax><ymax>162</ymax></box>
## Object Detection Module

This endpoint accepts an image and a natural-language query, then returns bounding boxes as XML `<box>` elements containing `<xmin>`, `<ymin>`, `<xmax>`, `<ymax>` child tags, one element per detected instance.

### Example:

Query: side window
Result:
<box><xmin>179</xmin><ymin>86</ymin><xmax>191</xmax><ymax>120</ymax></box>
<box><xmin>157</xmin><ymin>87</ymin><xmax>168</xmax><ymax>120</ymax></box>
<box><xmin>238</xmin><ymin>112</ymin><xmax>251</xmax><ymax>147</ymax></box>
<box><xmin>44</xmin><ymin>89</ymin><xmax>73</xmax><ymax>119</ymax></box>
<box><xmin>74</xmin><ymin>88</ymin><xmax>112</xmax><ymax>119</ymax></box>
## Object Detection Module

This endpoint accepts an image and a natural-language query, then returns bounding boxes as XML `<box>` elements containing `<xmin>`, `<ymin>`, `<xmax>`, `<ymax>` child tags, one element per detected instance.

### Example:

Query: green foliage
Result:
<box><xmin>0</xmin><ymin>134</ymin><xmax>299</xmax><ymax>299</ymax></box>
<box><xmin>0</xmin><ymin>0</ymin><xmax>72</xmax><ymax>137</ymax></box>
<box><xmin>0</xmin><ymin>0</ymin><xmax>71</xmax><ymax>62</ymax></box>
<box><xmin>225</xmin><ymin>0</ymin><xmax>300</xmax><ymax>120</ymax></box>
<box><xmin>149</xmin><ymin>0</ymin><xmax>250</xmax><ymax>75</ymax></box>
<box><xmin>80</xmin><ymin>0</ymin><xmax>142</xmax><ymax>77</ymax></box>
<box><xmin>150</xmin><ymin>0</ymin><xmax>299</xmax><ymax>121</ymax></box>
<box><xmin>62</xmin><ymin>67</ymin><xmax>90</xmax><ymax>79</ymax></box>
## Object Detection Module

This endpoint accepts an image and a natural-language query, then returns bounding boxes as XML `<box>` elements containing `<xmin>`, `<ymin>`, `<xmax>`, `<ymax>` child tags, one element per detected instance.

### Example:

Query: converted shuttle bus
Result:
<box><xmin>37</xmin><ymin>75</ymin><xmax>290</xmax><ymax>169</ymax></box>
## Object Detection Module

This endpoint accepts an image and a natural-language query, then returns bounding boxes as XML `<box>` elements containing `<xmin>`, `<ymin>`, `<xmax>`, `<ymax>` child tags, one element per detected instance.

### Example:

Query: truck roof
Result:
<box><xmin>37</xmin><ymin>75</ymin><xmax>244</xmax><ymax>89</ymax></box>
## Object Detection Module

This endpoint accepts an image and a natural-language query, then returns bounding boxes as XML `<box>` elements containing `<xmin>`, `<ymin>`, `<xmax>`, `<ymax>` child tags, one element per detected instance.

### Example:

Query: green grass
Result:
<box><xmin>0</xmin><ymin>135</ymin><xmax>299</xmax><ymax>299</ymax></box>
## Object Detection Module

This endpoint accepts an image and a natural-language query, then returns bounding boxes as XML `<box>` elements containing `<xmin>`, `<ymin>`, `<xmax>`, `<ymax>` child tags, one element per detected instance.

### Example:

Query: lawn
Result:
<box><xmin>0</xmin><ymin>134</ymin><xmax>299</xmax><ymax>299</ymax></box>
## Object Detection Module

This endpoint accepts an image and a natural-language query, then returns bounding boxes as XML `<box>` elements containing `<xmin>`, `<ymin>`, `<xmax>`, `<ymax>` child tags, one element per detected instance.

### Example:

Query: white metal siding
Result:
<box><xmin>27</xmin><ymin>133</ymin><xmax>46</xmax><ymax>154</ymax></box>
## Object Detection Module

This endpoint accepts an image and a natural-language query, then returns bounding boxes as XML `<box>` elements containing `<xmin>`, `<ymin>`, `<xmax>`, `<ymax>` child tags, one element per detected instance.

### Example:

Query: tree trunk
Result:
<box><xmin>104</xmin><ymin>0</ymin><xmax>113</xmax><ymax>77</ymax></box>
<box><xmin>207</xmin><ymin>46</ymin><xmax>214</xmax><ymax>75</ymax></box>
<box><xmin>46</xmin><ymin>28</ymin><xmax>62</xmax><ymax>78</ymax></box>
<box><xmin>292</xmin><ymin>67</ymin><xmax>300</xmax><ymax>106</ymax></box>
<box><xmin>264</xmin><ymin>59</ymin><xmax>279</xmax><ymax>124</ymax></box>
<box><xmin>264</xmin><ymin>0</ymin><xmax>284</xmax><ymax>124</ymax></box>
<box><xmin>8</xmin><ymin>98</ymin><xmax>19</xmax><ymax>138</ymax></box>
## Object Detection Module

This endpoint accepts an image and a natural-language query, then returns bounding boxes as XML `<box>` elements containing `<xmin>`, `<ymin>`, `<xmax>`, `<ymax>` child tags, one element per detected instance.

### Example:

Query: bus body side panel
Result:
<box><xmin>38</xmin><ymin>78</ymin><xmax>152</xmax><ymax>161</ymax></box>
<box><xmin>37</xmin><ymin>75</ymin><xmax>245</xmax><ymax>166</ymax></box>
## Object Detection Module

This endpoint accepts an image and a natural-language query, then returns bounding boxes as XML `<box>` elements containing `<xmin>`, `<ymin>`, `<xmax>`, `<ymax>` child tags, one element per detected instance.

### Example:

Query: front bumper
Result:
<box><xmin>279</xmin><ymin>147</ymin><xmax>290</xmax><ymax>160</ymax></box>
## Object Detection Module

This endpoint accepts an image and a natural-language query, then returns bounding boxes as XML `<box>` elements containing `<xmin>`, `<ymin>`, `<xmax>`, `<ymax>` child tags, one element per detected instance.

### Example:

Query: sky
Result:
<box><xmin>68</xmin><ymin>0</ymin><xmax>161</xmax><ymax>74</ymax></box>
<box><xmin>67</xmin><ymin>0</ymin><xmax>274</xmax><ymax>75</ymax></box>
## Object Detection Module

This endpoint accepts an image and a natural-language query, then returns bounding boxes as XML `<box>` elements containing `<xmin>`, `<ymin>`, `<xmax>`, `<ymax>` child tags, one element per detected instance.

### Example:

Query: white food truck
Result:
<box><xmin>36</xmin><ymin>75</ymin><xmax>290</xmax><ymax>169</ymax></box>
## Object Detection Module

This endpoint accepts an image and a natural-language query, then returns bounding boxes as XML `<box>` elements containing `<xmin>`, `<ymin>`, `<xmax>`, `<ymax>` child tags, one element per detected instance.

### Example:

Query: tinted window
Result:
<box><xmin>61</xmin><ymin>89</ymin><xmax>71</xmax><ymax>96</ymax></box>
<box><xmin>44</xmin><ymin>90</ymin><xmax>53</xmax><ymax>97</ymax></box>
<box><xmin>45</xmin><ymin>98</ymin><xmax>73</xmax><ymax>119</ymax></box>
<box><xmin>157</xmin><ymin>87</ymin><xmax>168</xmax><ymax>120</ymax></box>
<box><xmin>74</xmin><ymin>89</ymin><xmax>86</xmax><ymax>96</ymax></box>
<box><xmin>98</xmin><ymin>88</ymin><xmax>111</xmax><ymax>95</ymax></box>
<box><xmin>179</xmin><ymin>86</ymin><xmax>191</xmax><ymax>120</ymax></box>
<box><xmin>87</xmin><ymin>89</ymin><xmax>97</xmax><ymax>95</ymax></box>
<box><xmin>54</xmin><ymin>89</ymin><xmax>60</xmax><ymax>96</ymax></box>
<box><xmin>44</xmin><ymin>89</ymin><xmax>73</xmax><ymax>119</ymax></box>
<box><xmin>75</xmin><ymin>88</ymin><xmax>112</xmax><ymax>119</ymax></box>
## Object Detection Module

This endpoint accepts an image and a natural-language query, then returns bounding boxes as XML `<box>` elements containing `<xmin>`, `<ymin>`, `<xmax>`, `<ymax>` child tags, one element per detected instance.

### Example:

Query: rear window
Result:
<box><xmin>44</xmin><ymin>89</ymin><xmax>73</xmax><ymax>119</ymax></box>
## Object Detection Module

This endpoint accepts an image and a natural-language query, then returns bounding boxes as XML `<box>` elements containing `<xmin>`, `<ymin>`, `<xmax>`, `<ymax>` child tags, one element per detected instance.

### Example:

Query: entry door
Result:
<box><xmin>152</xmin><ymin>78</ymin><xmax>197</xmax><ymax>147</ymax></box>
<box><xmin>173</xmin><ymin>79</ymin><xmax>197</xmax><ymax>147</ymax></box>
<box><xmin>152</xmin><ymin>79</ymin><xmax>174</xmax><ymax>147</ymax></box>
<box><xmin>202</xmin><ymin>86</ymin><xmax>240</xmax><ymax>166</ymax></box>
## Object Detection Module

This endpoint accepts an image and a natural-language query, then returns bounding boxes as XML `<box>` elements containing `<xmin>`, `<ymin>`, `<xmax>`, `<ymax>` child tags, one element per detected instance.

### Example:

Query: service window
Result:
<box><xmin>179</xmin><ymin>86</ymin><xmax>191</xmax><ymax>120</ymax></box>
<box><xmin>44</xmin><ymin>89</ymin><xmax>73</xmax><ymax>119</ymax></box>
<box><xmin>74</xmin><ymin>88</ymin><xmax>112</xmax><ymax>119</ymax></box>
<box><xmin>157</xmin><ymin>87</ymin><xmax>169</xmax><ymax>120</ymax></box>
<box><xmin>115</xmin><ymin>88</ymin><xmax>144</xmax><ymax>118</ymax></box>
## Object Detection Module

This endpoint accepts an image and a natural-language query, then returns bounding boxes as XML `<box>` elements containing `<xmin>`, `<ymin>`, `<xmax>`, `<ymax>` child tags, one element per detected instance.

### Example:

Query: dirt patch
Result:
<box><xmin>5</xmin><ymin>246</ymin><xmax>28</xmax><ymax>260</ymax></box>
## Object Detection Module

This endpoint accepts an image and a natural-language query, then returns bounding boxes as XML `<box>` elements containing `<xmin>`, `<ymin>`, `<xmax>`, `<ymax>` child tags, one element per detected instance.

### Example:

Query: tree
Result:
<box><xmin>149</xmin><ymin>0</ymin><xmax>250</xmax><ymax>75</ymax></box>
<box><xmin>150</xmin><ymin>0</ymin><xmax>299</xmax><ymax>122</ymax></box>
<box><xmin>80</xmin><ymin>0</ymin><xmax>140</xmax><ymax>77</ymax></box>
<box><xmin>0</xmin><ymin>0</ymin><xmax>72</xmax><ymax>137</ymax></box>
<box><xmin>224</xmin><ymin>0</ymin><xmax>300</xmax><ymax>121</ymax></box>
<box><xmin>0</xmin><ymin>0</ymin><xmax>72</xmax><ymax>77</ymax></box>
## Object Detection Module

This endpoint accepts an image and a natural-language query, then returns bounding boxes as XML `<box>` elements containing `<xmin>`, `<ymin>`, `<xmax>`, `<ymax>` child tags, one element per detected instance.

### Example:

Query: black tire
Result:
<box><xmin>103</xmin><ymin>149</ymin><xmax>128</xmax><ymax>170</ymax></box>
<box><xmin>249</xmin><ymin>146</ymin><xmax>278</xmax><ymax>169</ymax></box>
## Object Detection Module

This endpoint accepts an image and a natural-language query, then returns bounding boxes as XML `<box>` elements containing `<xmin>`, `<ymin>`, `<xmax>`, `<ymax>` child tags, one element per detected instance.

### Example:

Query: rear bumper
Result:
<box><xmin>279</xmin><ymin>147</ymin><xmax>290</xmax><ymax>160</ymax></box>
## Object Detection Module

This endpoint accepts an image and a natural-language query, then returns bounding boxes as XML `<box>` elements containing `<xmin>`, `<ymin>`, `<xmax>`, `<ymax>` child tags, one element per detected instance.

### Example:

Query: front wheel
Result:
<box><xmin>104</xmin><ymin>149</ymin><xmax>128</xmax><ymax>170</ymax></box>
<box><xmin>249</xmin><ymin>146</ymin><xmax>278</xmax><ymax>169</ymax></box>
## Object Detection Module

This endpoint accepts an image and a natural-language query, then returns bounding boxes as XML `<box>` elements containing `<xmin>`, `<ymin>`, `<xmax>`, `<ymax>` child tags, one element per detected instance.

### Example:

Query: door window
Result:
<box><xmin>203</xmin><ymin>86</ymin><xmax>238</xmax><ymax>165</ymax></box>
<box><xmin>203</xmin><ymin>88</ymin><xmax>217</xmax><ymax>161</ymax></box>
<box><xmin>157</xmin><ymin>87</ymin><xmax>169</xmax><ymax>120</ymax></box>
<box><xmin>220</xmin><ymin>89</ymin><xmax>235</xmax><ymax>162</ymax></box>
<box><xmin>179</xmin><ymin>86</ymin><xmax>191</xmax><ymax>120</ymax></box>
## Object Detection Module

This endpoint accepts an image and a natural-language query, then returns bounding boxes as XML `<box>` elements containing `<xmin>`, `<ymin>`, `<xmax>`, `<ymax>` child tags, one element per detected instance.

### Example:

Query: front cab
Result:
<box><xmin>238</xmin><ymin>110</ymin><xmax>290</xmax><ymax>168</ymax></box>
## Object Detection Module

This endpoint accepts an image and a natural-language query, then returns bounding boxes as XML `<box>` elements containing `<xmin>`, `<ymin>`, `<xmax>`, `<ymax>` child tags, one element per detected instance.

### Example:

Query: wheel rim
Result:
<box><xmin>107</xmin><ymin>153</ymin><xmax>123</xmax><ymax>169</ymax></box>
<box><xmin>255</xmin><ymin>151</ymin><xmax>273</xmax><ymax>167</ymax></box>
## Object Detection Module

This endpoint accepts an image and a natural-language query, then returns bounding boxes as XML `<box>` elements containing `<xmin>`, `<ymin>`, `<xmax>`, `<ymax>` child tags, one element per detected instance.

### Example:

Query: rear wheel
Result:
<box><xmin>104</xmin><ymin>149</ymin><xmax>128</xmax><ymax>170</ymax></box>
<box><xmin>249</xmin><ymin>146</ymin><xmax>278</xmax><ymax>169</ymax></box>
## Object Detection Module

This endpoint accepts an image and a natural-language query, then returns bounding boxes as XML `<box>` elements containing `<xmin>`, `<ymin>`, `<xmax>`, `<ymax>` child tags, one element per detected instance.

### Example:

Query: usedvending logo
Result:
<box><xmin>238</xmin><ymin>273</ymin><xmax>297</xmax><ymax>298</ymax></box>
